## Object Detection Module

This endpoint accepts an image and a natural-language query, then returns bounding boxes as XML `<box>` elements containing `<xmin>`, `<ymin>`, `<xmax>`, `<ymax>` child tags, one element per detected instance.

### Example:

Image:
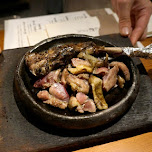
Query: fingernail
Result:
<box><xmin>121</xmin><ymin>27</ymin><xmax>130</xmax><ymax>36</ymax></box>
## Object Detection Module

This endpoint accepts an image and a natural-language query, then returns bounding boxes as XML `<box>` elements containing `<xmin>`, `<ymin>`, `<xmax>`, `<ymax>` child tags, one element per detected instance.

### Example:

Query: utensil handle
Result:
<box><xmin>103</xmin><ymin>47</ymin><xmax>123</xmax><ymax>54</ymax></box>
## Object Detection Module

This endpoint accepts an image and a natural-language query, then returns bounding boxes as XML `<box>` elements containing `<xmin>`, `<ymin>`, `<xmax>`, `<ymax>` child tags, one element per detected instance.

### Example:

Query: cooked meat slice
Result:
<box><xmin>49</xmin><ymin>83</ymin><xmax>69</xmax><ymax>102</ymax></box>
<box><xmin>43</xmin><ymin>97</ymin><xmax>68</xmax><ymax>109</ymax></box>
<box><xmin>76</xmin><ymin>92</ymin><xmax>96</xmax><ymax>113</ymax></box>
<box><xmin>95</xmin><ymin>59</ymin><xmax>105</xmax><ymax>68</ymax></box>
<box><xmin>89</xmin><ymin>75</ymin><xmax>108</xmax><ymax>110</ymax></box>
<box><xmin>77</xmin><ymin>73</ymin><xmax>90</xmax><ymax>80</ymax></box>
<box><xmin>61</xmin><ymin>68</ymin><xmax>69</xmax><ymax>86</ymax></box>
<box><xmin>83</xmin><ymin>99</ymin><xmax>96</xmax><ymax>113</ymax></box>
<box><xmin>37</xmin><ymin>90</ymin><xmax>68</xmax><ymax>109</ymax></box>
<box><xmin>66</xmin><ymin>74</ymin><xmax>90</xmax><ymax>94</ymax></box>
<box><xmin>71</xmin><ymin>58</ymin><xmax>92</xmax><ymax>67</ymax></box>
<box><xmin>103</xmin><ymin>65</ymin><xmax>119</xmax><ymax>92</ymax></box>
<box><xmin>37</xmin><ymin>90</ymin><xmax>50</xmax><ymax>100</ymax></box>
<box><xmin>117</xmin><ymin>75</ymin><xmax>125</xmax><ymax>88</ymax></box>
<box><xmin>69</xmin><ymin>58</ymin><xmax>93</xmax><ymax>74</ymax></box>
<box><xmin>109</xmin><ymin>61</ymin><xmax>130</xmax><ymax>81</ymax></box>
<box><xmin>76</xmin><ymin>92</ymin><xmax>88</xmax><ymax>104</ymax></box>
<box><xmin>68</xmin><ymin>65</ymin><xmax>93</xmax><ymax>75</ymax></box>
<box><xmin>68</xmin><ymin>93</ymin><xmax>96</xmax><ymax>113</ymax></box>
<box><xmin>68</xmin><ymin>96</ymin><xmax>84</xmax><ymax>113</ymax></box>
<box><xmin>33</xmin><ymin>69</ymin><xmax>61</xmax><ymax>89</ymax></box>
<box><xmin>93</xmin><ymin>67</ymin><xmax>109</xmax><ymax>76</ymax></box>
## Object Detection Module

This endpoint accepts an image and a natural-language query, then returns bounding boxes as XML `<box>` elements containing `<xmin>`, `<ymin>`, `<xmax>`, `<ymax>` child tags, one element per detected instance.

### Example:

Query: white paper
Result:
<box><xmin>27</xmin><ymin>30</ymin><xmax>48</xmax><ymax>46</ymax></box>
<box><xmin>4</xmin><ymin>11</ymin><xmax>90</xmax><ymax>49</ymax></box>
<box><xmin>46</xmin><ymin>16</ymin><xmax>100</xmax><ymax>38</ymax></box>
<box><xmin>105</xmin><ymin>8</ymin><xmax>119</xmax><ymax>22</ymax></box>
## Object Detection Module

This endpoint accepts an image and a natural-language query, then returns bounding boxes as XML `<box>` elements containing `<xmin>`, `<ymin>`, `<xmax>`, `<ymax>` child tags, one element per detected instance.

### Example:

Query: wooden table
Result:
<box><xmin>0</xmin><ymin>29</ymin><xmax>152</xmax><ymax>152</ymax></box>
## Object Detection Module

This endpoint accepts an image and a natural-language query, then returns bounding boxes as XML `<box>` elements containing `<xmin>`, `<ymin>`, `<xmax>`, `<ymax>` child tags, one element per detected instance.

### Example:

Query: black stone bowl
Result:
<box><xmin>14</xmin><ymin>34</ymin><xmax>139</xmax><ymax>130</ymax></box>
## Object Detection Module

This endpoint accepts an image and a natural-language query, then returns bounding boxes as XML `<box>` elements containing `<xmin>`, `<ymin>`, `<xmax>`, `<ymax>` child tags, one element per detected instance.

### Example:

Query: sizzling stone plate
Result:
<box><xmin>14</xmin><ymin>34</ymin><xmax>139</xmax><ymax>129</ymax></box>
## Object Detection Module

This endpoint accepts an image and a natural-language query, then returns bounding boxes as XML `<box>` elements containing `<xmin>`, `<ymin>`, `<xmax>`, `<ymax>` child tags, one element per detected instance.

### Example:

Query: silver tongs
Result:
<box><xmin>103</xmin><ymin>43</ymin><xmax>152</xmax><ymax>59</ymax></box>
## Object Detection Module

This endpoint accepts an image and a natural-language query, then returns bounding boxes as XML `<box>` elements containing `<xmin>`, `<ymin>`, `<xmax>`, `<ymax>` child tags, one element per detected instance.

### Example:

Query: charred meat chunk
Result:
<box><xmin>25</xmin><ymin>42</ymin><xmax>105</xmax><ymax>76</ymax></box>
<box><xmin>25</xmin><ymin>44</ymin><xmax>76</xmax><ymax>76</ymax></box>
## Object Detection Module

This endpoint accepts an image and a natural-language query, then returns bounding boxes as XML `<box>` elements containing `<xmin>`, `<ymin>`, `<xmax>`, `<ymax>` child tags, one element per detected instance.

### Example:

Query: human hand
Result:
<box><xmin>111</xmin><ymin>0</ymin><xmax>152</xmax><ymax>46</ymax></box>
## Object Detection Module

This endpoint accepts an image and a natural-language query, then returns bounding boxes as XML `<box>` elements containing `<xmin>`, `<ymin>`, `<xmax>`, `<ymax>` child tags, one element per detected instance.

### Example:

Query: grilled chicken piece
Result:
<box><xmin>25</xmin><ymin>44</ymin><xmax>76</xmax><ymax>76</ymax></box>
<box><xmin>49</xmin><ymin>83</ymin><xmax>69</xmax><ymax>102</ymax></box>
<box><xmin>77</xmin><ymin>73</ymin><xmax>90</xmax><ymax>80</ymax></box>
<box><xmin>82</xmin><ymin>99</ymin><xmax>96</xmax><ymax>113</ymax></box>
<box><xmin>77</xmin><ymin>52</ymin><xmax>104</xmax><ymax>68</ymax></box>
<box><xmin>68</xmin><ymin>93</ymin><xmax>96</xmax><ymax>113</ymax></box>
<box><xmin>89</xmin><ymin>75</ymin><xmax>108</xmax><ymax>110</ymax></box>
<box><xmin>61</xmin><ymin>68</ymin><xmax>69</xmax><ymax>86</ymax></box>
<box><xmin>68</xmin><ymin>58</ymin><xmax>93</xmax><ymax>74</ymax></box>
<box><xmin>33</xmin><ymin>69</ymin><xmax>61</xmax><ymax>89</ymax></box>
<box><xmin>37</xmin><ymin>90</ymin><xmax>68</xmax><ymax>109</ymax></box>
<box><xmin>25</xmin><ymin>48</ymin><xmax>60</xmax><ymax>76</ymax></box>
<box><xmin>76</xmin><ymin>92</ymin><xmax>96</xmax><ymax>113</ymax></box>
<box><xmin>68</xmin><ymin>96</ymin><xmax>84</xmax><ymax>113</ymax></box>
<box><xmin>117</xmin><ymin>75</ymin><xmax>125</xmax><ymax>88</ymax></box>
<box><xmin>76</xmin><ymin>92</ymin><xmax>88</xmax><ymax>104</ymax></box>
<box><xmin>102</xmin><ymin>65</ymin><xmax>119</xmax><ymax>92</ymax></box>
<box><xmin>66</xmin><ymin>74</ymin><xmax>90</xmax><ymax>94</ymax></box>
<box><xmin>93</xmin><ymin>67</ymin><xmax>109</xmax><ymax>76</ymax></box>
<box><xmin>25</xmin><ymin>42</ymin><xmax>105</xmax><ymax>76</ymax></box>
<box><xmin>71</xmin><ymin>58</ymin><xmax>92</xmax><ymax>67</ymax></box>
<box><xmin>73</xmin><ymin>41</ymin><xmax>97</xmax><ymax>53</ymax></box>
<box><xmin>68</xmin><ymin>65</ymin><xmax>93</xmax><ymax>75</ymax></box>
<box><xmin>109</xmin><ymin>61</ymin><xmax>130</xmax><ymax>81</ymax></box>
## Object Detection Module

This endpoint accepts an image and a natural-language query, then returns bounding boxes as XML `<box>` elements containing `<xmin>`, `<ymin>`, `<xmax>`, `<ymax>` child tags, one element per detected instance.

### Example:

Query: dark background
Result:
<box><xmin>0</xmin><ymin>0</ymin><xmax>111</xmax><ymax>30</ymax></box>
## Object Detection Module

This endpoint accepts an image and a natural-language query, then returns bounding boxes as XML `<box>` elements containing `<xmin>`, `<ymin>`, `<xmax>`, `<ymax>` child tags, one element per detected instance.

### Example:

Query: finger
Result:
<box><xmin>130</xmin><ymin>13</ymin><xmax>151</xmax><ymax>45</ymax></box>
<box><xmin>117</xmin><ymin>0</ymin><xmax>133</xmax><ymax>36</ymax></box>
<box><xmin>111</xmin><ymin>0</ymin><xmax>117</xmax><ymax>13</ymax></box>
<box><xmin>140</xmin><ymin>27</ymin><xmax>147</xmax><ymax>40</ymax></box>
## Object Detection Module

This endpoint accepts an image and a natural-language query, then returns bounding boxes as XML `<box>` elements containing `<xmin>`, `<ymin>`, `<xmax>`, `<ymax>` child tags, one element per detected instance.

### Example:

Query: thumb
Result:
<box><xmin>117</xmin><ymin>2</ymin><xmax>132</xmax><ymax>37</ymax></box>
